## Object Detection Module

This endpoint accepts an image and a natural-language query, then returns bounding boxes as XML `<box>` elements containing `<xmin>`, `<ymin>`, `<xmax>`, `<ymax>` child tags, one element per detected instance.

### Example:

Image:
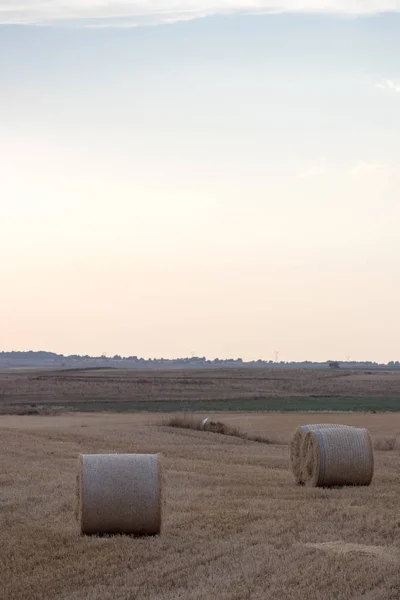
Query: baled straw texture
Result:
<box><xmin>78</xmin><ymin>453</ymin><xmax>162</xmax><ymax>536</ymax></box>
<box><xmin>303</xmin><ymin>427</ymin><xmax>374</xmax><ymax>487</ymax></box>
<box><xmin>290</xmin><ymin>424</ymin><xmax>354</xmax><ymax>484</ymax></box>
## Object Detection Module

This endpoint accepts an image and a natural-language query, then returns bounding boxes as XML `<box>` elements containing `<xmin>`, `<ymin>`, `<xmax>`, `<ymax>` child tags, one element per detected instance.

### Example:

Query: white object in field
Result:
<box><xmin>201</xmin><ymin>418</ymin><xmax>209</xmax><ymax>428</ymax></box>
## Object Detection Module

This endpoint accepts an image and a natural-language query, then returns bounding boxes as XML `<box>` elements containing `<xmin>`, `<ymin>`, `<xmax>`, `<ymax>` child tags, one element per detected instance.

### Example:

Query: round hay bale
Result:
<box><xmin>290</xmin><ymin>424</ymin><xmax>354</xmax><ymax>484</ymax></box>
<box><xmin>78</xmin><ymin>453</ymin><xmax>162</xmax><ymax>536</ymax></box>
<box><xmin>303</xmin><ymin>427</ymin><xmax>374</xmax><ymax>487</ymax></box>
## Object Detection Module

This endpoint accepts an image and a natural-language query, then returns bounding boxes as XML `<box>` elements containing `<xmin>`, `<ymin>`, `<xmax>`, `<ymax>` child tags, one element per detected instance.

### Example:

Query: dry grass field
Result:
<box><xmin>2</xmin><ymin>411</ymin><xmax>400</xmax><ymax>600</ymax></box>
<box><xmin>1</xmin><ymin>367</ymin><xmax>400</xmax><ymax>412</ymax></box>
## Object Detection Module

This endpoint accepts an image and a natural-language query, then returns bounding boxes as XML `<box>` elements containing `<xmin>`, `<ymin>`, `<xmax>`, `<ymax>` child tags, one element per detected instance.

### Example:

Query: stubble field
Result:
<box><xmin>2</xmin><ymin>410</ymin><xmax>400</xmax><ymax>600</ymax></box>
<box><xmin>2</xmin><ymin>367</ymin><xmax>400</xmax><ymax>412</ymax></box>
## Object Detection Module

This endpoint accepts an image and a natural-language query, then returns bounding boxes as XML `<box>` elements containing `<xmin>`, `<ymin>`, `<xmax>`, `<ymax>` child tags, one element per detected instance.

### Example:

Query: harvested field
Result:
<box><xmin>1</xmin><ymin>368</ymin><xmax>400</xmax><ymax>412</ymax></box>
<box><xmin>2</xmin><ymin>412</ymin><xmax>400</xmax><ymax>600</ymax></box>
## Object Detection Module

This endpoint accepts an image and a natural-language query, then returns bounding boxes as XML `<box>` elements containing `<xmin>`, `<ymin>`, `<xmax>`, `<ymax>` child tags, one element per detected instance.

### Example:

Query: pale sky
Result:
<box><xmin>1</xmin><ymin>3</ymin><xmax>400</xmax><ymax>362</ymax></box>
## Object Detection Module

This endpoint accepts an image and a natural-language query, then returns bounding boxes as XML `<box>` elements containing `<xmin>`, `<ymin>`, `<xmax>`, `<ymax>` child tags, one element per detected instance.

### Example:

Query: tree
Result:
<box><xmin>328</xmin><ymin>361</ymin><xmax>340</xmax><ymax>369</ymax></box>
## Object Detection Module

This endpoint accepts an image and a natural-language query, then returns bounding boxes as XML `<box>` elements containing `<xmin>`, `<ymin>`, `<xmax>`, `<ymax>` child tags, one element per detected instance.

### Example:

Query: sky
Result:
<box><xmin>1</xmin><ymin>2</ymin><xmax>400</xmax><ymax>362</ymax></box>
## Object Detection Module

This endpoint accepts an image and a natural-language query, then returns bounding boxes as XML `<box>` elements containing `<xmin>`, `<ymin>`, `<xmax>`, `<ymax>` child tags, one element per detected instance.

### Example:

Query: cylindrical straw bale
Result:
<box><xmin>303</xmin><ymin>427</ymin><xmax>374</xmax><ymax>487</ymax></box>
<box><xmin>78</xmin><ymin>453</ymin><xmax>162</xmax><ymax>536</ymax></box>
<box><xmin>290</xmin><ymin>424</ymin><xmax>354</xmax><ymax>484</ymax></box>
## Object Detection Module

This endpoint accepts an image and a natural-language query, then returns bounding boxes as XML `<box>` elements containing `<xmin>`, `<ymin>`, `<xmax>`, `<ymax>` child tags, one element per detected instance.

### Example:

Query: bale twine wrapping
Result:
<box><xmin>303</xmin><ymin>427</ymin><xmax>374</xmax><ymax>487</ymax></box>
<box><xmin>78</xmin><ymin>453</ymin><xmax>162</xmax><ymax>536</ymax></box>
<box><xmin>290</xmin><ymin>424</ymin><xmax>355</xmax><ymax>484</ymax></box>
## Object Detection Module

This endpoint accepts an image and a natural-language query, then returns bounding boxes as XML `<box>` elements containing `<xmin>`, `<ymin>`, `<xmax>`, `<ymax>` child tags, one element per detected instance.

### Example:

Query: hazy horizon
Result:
<box><xmin>1</xmin><ymin>348</ymin><xmax>398</xmax><ymax>365</ymax></box>
<box><xmin>2</xmin><ymin>4</ymin><xmax>400</xmax><ymax>363</ymax></box>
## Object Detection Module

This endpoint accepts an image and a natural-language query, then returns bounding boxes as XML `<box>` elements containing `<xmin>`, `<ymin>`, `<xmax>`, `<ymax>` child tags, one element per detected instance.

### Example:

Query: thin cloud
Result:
<box><xmin>349</xmin><ymin>162</ymin><xmax>391</xmax><ymax>177</ymax></box>
<box><xmin>299</xmin><ymin>157</ymin><xmax>327</xmax><ymax>179</ymax></box>
<box><xmin>1</xmin><ymin>1</ymin><xmax>400</xmax><ymax>27</ymax></box>
<box><xmin>376</xmin><ymin>79</ymin><xmax>400</xmax><ymax>93</ymax></box>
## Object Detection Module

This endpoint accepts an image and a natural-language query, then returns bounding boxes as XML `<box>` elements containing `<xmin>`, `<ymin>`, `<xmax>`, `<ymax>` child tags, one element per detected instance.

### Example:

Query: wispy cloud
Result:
<box><xmin>349</xmin><ymin>162</ymin><xmax>391</xmax><ymax>177</ymax></box>
<box><xmin>376</xmin><ymin>79</ymin><xmax>400</xmax><ymax>94</ymax></box>
<box><xmin>298</xmin><ymin>160</ymin><xmax>392</xmax><ymax>180</ymax></box>
<box><xmin>1</xmin><ymin>1</ymin><xmax>400</xmax><ymax>27</ymax></box>
<box><xmin>299</xmin><ymin>157</ymin><xmax>327</xmax><ymax>179</ymax></box>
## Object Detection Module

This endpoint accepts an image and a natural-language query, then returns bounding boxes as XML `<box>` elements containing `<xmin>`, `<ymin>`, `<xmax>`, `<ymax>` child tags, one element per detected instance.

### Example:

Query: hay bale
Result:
<box><xmin>303</xmin><ymin>427</ymin><xmax>374</xmax><ymax>487</ymax></box>
<box><xmin>290</xmin><ymin>424</ymin><xmax>354</xmax><ymax>484</ymax></box>
<box><xmin>78</xmin><ymin>453</ymin><xmax>162</xmax><ymax>536</ymax></box>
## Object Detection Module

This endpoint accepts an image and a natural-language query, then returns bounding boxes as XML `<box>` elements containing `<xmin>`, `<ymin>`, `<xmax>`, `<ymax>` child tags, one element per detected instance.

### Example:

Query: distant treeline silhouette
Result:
<box><xmin>0</xmin><ymin>351</ymin><xmax>399</xmax><ymax>370</ymax></box>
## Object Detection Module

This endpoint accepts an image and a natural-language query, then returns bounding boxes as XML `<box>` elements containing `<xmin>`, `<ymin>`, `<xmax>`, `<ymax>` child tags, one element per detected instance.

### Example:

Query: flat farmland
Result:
<box><xmin>1</xmin><ymin>368</ymin><xmax>400</xmax><ymax>412</ymax></box>
<box><xmin>2</xmin><ymin>411</ymin><xmax>400</xmax><ymax>600</ymax></box>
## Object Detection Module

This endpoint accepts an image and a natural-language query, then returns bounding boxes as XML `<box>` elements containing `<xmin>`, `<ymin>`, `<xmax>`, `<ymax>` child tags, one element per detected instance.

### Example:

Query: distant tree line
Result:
<box><xmin>0</xmin><ymin>351</ymin><xmax>399</xmax><ymax>370</ymax></box>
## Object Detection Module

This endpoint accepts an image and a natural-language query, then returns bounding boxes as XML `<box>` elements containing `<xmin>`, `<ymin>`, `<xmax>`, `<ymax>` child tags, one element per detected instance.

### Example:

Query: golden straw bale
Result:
<box><xmin>290</xmin><ymin>424</ymin><xmax>354</xmax><ymax>484</ymax></box>
<box><xmin>303</xmin><ymin>427</ymin><xmax>374</xmax><ymax>487</ymax></box>
<box><xmin>78</xmin><ymin>453</ymin><xmax>162</xmax><ymax>536</ymax></box>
